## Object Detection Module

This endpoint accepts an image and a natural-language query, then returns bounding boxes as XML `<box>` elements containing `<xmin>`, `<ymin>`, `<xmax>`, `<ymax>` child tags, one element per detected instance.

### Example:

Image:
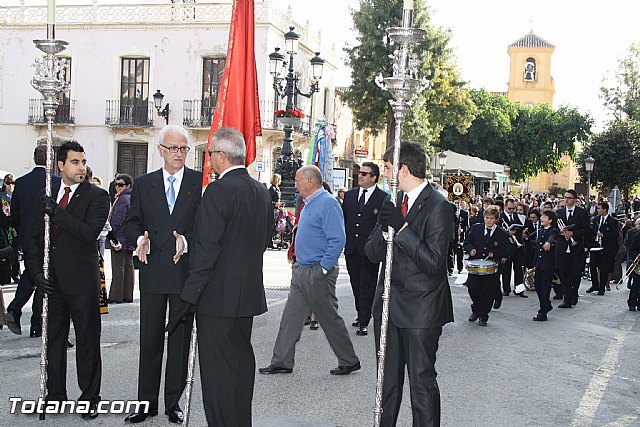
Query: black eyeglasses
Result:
<box><xmin>160</xmin><ymin>144</ymin><xmax>190</xmax><ymax>153</ymax></box>
<box><xmin>115</xmin><ymin>182</ymin><xmax>127</xmax><ymax>187</ymax></box>
<box><xmin>358</xmin><ymin>171</ymin><xmax>373</xmax><ymax>177</ymax></box>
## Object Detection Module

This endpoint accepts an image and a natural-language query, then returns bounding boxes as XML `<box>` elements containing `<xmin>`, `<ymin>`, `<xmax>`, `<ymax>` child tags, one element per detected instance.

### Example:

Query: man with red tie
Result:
<box><xmin>28</xmin><ymin>141</ymin><xmax>110</xmax><ymax>419</ymax></box>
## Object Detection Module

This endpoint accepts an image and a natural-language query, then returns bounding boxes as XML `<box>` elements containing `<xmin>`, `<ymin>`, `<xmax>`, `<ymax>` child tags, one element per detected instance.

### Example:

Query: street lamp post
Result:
<box><xmin>585</xmin><ymin>155</ymin><xmax>595</xmax><ymax>201</ymax></box>
<box><xmin>153</xmin><ymin>89</ymin><xmax>170</xmax><ymax>125</ymax></box>
<box><xmin>269</xmin><ymin>27</ymin><xmax>324</xmax><ymax>187</ymax></box>
<box><xmin>438</xmin><ymin>151</ymin><xmax>447</xmax><ymax>189</ymax></box>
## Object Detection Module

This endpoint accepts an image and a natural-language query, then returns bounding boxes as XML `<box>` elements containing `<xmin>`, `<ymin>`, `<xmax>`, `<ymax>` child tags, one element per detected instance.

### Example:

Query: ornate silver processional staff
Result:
<box><xmin>373</xmin><ymin>1</ymin><xmax>426</xmax><ymax>426</ymax></box>
<box><xmin>29</xmin><ymin>0</ymin><xmax>70</xmax><ymax>419</ymax></box>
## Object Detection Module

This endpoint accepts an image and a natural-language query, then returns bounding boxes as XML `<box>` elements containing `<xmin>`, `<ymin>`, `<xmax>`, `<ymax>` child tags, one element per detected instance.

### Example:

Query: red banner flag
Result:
<box><xmin>203</xmin><ymin>0</ymin><xmax>261</xmax><ymax>185</ymax></box>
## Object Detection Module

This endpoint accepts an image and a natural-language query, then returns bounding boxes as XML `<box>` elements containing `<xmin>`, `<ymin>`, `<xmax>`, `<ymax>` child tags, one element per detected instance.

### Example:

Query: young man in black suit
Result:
<box><xmin>533</xmin><ymin>211</ymin><xmax>559</xmax><ymax>321</ymax></box>
<box><xmin>167</xmin><ymin>127</ymin><xmax>273</xmax><ymax>426</ymax></box>
<box><xmin>587</xmin><ymin>201</ymin><xmax>620</xmax><ymax>295</ymax></box>
<box><xmin>556</xmin><ymin>189</ymin><xmax>590</xmax><ymax>307</ymax></box>
<box><xmin>500</xmin><ymin>198</ymin><xmax>528</xmax><ymax>298</ymax></box>
<box><xmin>449</xmin><ymin>196</ymin><xmax>469</xmax><ymax>274</ymax></box>
<box><xmin>342</xmin><ymin>161</ymin><xmax>386</xmax><ymax>336</ymax></box>
<box><xmin>6</xmin><ymin>145</ymin><xmax>60</xmax><ymax>337</ymax></box>
<box><xmin>27</xmin><ymin>141</ymin><xmax>110</xmax><ymax>419</ymax></box>
<box><xmin>463</xmin><ymin>205</ymin><xmax>509</xmax><ymax>326</ymax></box>
<box><xmin>125</xmin><ymin>125</ymin><xmax>202</xmax><ymax>424</ymax></box>
<box><xmin>365</xmin><ymin>141</ymin><xmax>454</xmax><ymax>427</ymax></box>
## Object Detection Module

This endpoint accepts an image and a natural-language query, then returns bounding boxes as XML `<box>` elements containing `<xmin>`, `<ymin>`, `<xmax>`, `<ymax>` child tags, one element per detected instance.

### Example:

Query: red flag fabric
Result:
<box><xmin>203</xmin><ymin>0</ymin><xmax>261</xmax><ymax>185</ymax></box>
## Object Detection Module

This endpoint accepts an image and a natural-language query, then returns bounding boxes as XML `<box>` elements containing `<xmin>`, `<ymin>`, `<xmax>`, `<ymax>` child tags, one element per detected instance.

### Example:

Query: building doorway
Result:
<box><xmin>117</xmin><ymin>142</ymin><xmax>148</xmax><ymax>177</ymax></box>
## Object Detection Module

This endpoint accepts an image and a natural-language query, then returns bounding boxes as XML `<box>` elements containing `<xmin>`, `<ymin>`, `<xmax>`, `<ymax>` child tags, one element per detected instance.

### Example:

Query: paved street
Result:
<box><xmin>2</xmin><ymin>249</ymin><xmax>640</xmax><ymax>426</ymax></box>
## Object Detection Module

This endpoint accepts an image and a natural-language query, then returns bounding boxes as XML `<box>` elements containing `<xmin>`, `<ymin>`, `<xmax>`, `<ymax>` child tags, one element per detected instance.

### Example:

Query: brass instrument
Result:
<box><xmin>616</xmin><ymin>254</ymin><xmax>640</xmax><ymax>289</ymax></box>
<box><xmin>502</xmin><ymin>219</ymin><xmax>523</xmax><ymax>248</ymax></box>
<box><xmin>557</xmin><ymin>218</ymin><xmax>578</xmax><ymax>247</ymax></box>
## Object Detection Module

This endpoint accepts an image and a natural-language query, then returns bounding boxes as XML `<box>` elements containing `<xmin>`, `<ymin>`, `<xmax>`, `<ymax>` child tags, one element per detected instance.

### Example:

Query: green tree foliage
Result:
<box><xmin>440</xmin><ymin>90</ymin><xmax>592</xmax><ymax>182</ymax></box>
<box><xmin>577</xmin><ymin>119</ymin><xmax>640</xmax><ymax>198</ymax></box>
<box><xmin>343</xmin><ymin>0</ymin><xmax>476</xmax><ymax>147</ymax></box>
<box><xmin>600</xmin><ymin>42</ymin><xmax>640</xmax><ymax>121</ymax></box>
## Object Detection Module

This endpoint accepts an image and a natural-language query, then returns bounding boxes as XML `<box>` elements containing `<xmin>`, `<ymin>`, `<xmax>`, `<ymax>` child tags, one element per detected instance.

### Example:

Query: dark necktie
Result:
<box><xmin>568</xmin><ymin>209</ymin><xmax>573</xmax><ymax>222</ymax></box>
<box><xmin>599</xmin><ymin>216</ymin><xmax>604</xmax><ymax>229</ymax></box>
<box><xmin>509</xmin><ymin>214</ymin><xmax>514</xmax><ymax>223</ymax></box>
<box><xmin>358</xmin><ymin>188</ymin><xmax>367</xmax><ymax>212</ymax></box>
<box><xmin>484</xmin><ymin>227</ymin><xmax>492</xmax><ymax>246</ymax></box>
<box><xmin>53</xmin><ymin>186</ymin><xmax>71</xmax><ymax>236</ymax></box>
<box><xmin>400</xmin><ymin>194</ymin><xmax>409</xmax><ymax>217</ymax></box>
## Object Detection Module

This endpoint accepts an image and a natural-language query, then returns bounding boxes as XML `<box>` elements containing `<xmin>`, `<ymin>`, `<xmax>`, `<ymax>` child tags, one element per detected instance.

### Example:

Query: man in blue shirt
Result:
<box><xmin>260</xmin><ymin>165</ymin><xmax>360</xmax><ymax>376</ymax></box>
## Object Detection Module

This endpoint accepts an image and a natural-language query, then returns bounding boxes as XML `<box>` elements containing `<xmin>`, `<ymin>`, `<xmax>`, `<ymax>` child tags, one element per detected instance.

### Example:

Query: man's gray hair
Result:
<box><xmin>299</xmin><ymin>165</ymin><xmax>322</xmax><ymax>184</ymax></box>
<box><xmin>211</xmin><ymin>127</ymin><xmax>246</xmax><ymax>165</ymax></box>
<box><xmin>159</xmin><ymin>125</ymin><xmax>189</xmax><ymax>145</ymax></box>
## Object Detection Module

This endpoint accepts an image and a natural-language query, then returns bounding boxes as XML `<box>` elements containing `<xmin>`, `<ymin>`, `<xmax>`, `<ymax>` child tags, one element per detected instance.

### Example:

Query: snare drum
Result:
<box><xmin>466</xmin><ymin>259</ymin><xmax>498</xmax><ymax>275</ymax></box>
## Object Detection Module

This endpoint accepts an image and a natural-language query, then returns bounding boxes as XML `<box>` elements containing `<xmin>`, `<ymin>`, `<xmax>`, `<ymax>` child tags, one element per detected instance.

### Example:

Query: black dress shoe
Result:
<box><xmin>502</xmin><ymin>291</ymin><xmax>510</xmax><ymax>297</ymax></box>
<box><xmin>553</xmin><ymin>294</ymin><xmax>563</xmax><ymax>299</ymax></box>
<box><xmin>493</xmin><ymin>300</ymin><xmax>501</xmax><ymax>309</ymax></box>
<box><xmin>330</xmin><ymin>361</ymin><xmax>361</xmax><ymax>375</ymax></box>
<box><xmin>352</xmin><ymin>319</ymin><xmax>359</xmax><ymax>327</ymax></box>
<box><xmin>82</xmin><ymin>402</ymin><xmax>99</xmax><ymax>420</ymax></box>
<box><xmin>533</xmin><ymin>313</ymin><xmax>548</xmax><ymax>321</ymax></box>
<box><xmin>67</xmin><ymin>339</ymin><xmax>74</xmax><ymax>348</ymax></box>
<box><xmin>5</xmin><ymin>311</ymin><xmax>22</xmax><ymax>335</ymax></box>
<box><xmin>124</xmin><ymin>408</ymin><xmax>159</xmax><ymax>423</ymax></box>
<box><xmin>585</xmin><ymin>287</ymin><xmax>596</xmax><ymax>293</ymax></box>
<box><xmin>165</xmin><ymin>405</ymin><xmax>183</xmax><ymax>424</ymax></box>
<box><xmin>597</xmin><ymin>291</ymin><xmax>605</xmax><ymax>295</ymax></box>
<box><xmin>606</xmin><ymin>284</ymin><xmax>611</xmax><ymax>291</ymax></box>
<box><xmin>356</xmin><ymin>326</ymin><xmax>368</xmax><ymax>336</ymax></box>
<box><xmin>258</xmin><ymin>364</ymin><xmax>293</xmax><ymax>374</ymax></box>
<box><xmin>558</xmin><ymin>303</ymin><xmax>573</xmax><ymax>308</ymax></box>
<box><xmin>478</xmin><ymin>318</ymin><xmax>488</xmax><ymax>326</ymax></box>
<box><xmin>629</xmin><ymin>306</ymin><xmax>637</xmax><ymax>312</ymax></box>
<box><xmin>468</xmin><ymin>313</ymin><xmax>478</xmax><ymax>322</ymax></box>
<box><xmin>517</xmin><ymin>292</ymin><xmax>528</xmax><ymax>298</ymax></box>
<box><xmin>30</xmin><ymin>329</ymin><xmax>42</xmax><ymax>338</ymax></box>
<box><xmin>309</xmin><ymin>320</ymin><xmax>319</xmax><ymax>330</ymax></box>
<box><xmin>304</xmin><ymin>316</ymin><xmax>311</xmax><ymax>326</ymax></box>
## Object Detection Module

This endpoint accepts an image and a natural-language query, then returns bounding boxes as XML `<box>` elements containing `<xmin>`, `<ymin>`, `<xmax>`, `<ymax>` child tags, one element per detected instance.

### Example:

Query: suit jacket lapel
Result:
<box><xmin>150</xmin><ymin>169</ymin><xmax>172</xmax><ymax>221</ymax></box>
<box><xmin>169</xmin><ymin>168</ymin><xmax>199</xmax><ymax>227</ymax></box>
<box><xmin>404</xmin><ymin>184</ymin><xmax>432</xmax><ymax>224</ymax></box>
<box><xmin>65</xmin><ymin>180</ymin><xmax>89</xmax><ymax>213</ymax></box>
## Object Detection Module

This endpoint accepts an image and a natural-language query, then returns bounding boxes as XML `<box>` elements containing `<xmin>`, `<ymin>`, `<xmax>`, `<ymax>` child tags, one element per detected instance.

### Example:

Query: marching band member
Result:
<box><xmin>499</xmin><ymin>198</ymin><xmax>528</xmax><ymax>298</ymax></box>
<box><xmin>626</xmin><ymin>220</ymin><xmax>640</xmax><ymax>311</ymax></box>
<box><xmin>587</xmin><ymin>201</ymin><xmax>620</xmax><ymax>295</ymax></box>
<box><xmin>449</xmin><ymin>196</ymin><xmax>468</xmax><ymax>275</ymax></box>
<box><xmin>555</xmin><ymin>190</ymin><xmax>590</xmax><ymax>307</ymax></box>
<box><xmin>532</xmin><ymin>210</ymin><xmax>559</xmax><ymax>321</ymax></box>
<box><xmin>463</xmin><ymin>206</ymin><xmax>509</xmax><ymax>326</ymax></box>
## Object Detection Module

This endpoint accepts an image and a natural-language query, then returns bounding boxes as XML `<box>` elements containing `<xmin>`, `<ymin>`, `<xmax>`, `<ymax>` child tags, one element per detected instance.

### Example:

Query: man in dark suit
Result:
<box><xmin>5</xmin><ymin>145</ymin><xmax>60</xmax><ymax>336</ymax></box>
<box><xmin>449</xmin><ymin>196</ymin><xmax>469</xmax><ymax>274</ymax></box>
<box><xmin>365</xmin><ymin>141</ymin><xmax>454</xmax><ymax>427</ymax></box>
<box><xmin>27</xmin><ymin>141</ymin><xmax>109</xmax><ymax>419</ymax></box>
<box><xmin>463</xmin><ymin>205</ymin><xmax>509</xmax><ymax>326</ymax></box>
<box><xmin>342</xmin><ymin>161</ymin><xmax>386</xmax><ymax>336</ymax></box>
<box><xmin>587</xmin><ymin>201</ymin><xmax>620</xmax><ymax>295</ymax></box>
<box><xmin>499</xmin><ymin>198</ymin><xmax>528</xmax><ymax>298</ymax></box>
<box><xmin>556</xmin><ymin>189</ymin><xmax>590</xmax><ymax>307</ymax></box>
<box><xmin>124</xmin><ymin>125</ymin><xmax>202</xmax><ymax>424</ymax></box>
<box><xmin>167</xmin><ymin>127</ymin><xmax>272</xmax><ymax>426</ymax></box>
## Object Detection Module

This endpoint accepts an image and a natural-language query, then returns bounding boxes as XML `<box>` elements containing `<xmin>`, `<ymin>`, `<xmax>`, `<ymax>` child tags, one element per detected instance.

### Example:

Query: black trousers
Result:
<box><xmin>557</xmin><ymin>251</ymin><xmax>585</xmax><ymax>304</ymax></box>
<box><xmin>628</xmin><ymin>273</ymin><xmax>640</xmax><ymax>308</ymax></box>
<box><xmin>467</xmin><ymin>273</ymin><xmax>498</xmax><ymax>320</ymax></box>
<box><xmin>448</xmin><ymin>240</ymin><xmax>464</xmax><ymax>273</ymax></box>
<box><xmin>137</xmin><ymin>293</ymin><xmax>192</xmax><ymax>410</ymax></box>
<box><xmin>198</xmin><ymin>315</ymin><xmax>255</xmax><ymax>427</ymax></box>
<box><xmin>374</xmin><ymin>320</ymin><xmax>442</xmax><ymax>427</ymax></box>
<box><xmin>345</xmin><ymin>252</ymin><xmax>379</xmax><ymax>327</ymax></box>
<box><xmin>46</xmin><ymin>290</ymin><xmax>101</xmax><ymax>402</ymax></box>
<box><xmin>501</xmin><ymin>248</ymin><xmax>525</xmax><ymax>293</ymax></box>
<box><xmin>590</xmin><ymin>251</ymin><xmax>614</xmax><ymax>293</ymax></box>
<box><xmin>7</xmin><ymin>253</ymin><xmax>42</xmax><ymax>332</ymax></box>
<box><xmin>535</xmin><ymin>269</ymin><xmax>554</xmax><ymax>315</ymax></box>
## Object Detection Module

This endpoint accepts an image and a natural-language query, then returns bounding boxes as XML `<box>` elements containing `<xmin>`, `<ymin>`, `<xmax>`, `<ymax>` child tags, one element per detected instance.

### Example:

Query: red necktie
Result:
<box><xmin>52</xmin><ymin>186</ymin><xmax>71</xmax><ymax>236</ymax></box>
<box><xmin>400</xmin><ymin>194</ymin><xmax>409</xmax><ymax>218</ymax></box>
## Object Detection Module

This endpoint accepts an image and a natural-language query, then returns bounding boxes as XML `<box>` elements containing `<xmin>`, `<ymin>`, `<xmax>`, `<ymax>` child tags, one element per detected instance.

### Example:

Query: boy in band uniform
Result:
<box><xmin>532</xmin><ymin>211</ymin><xmax>559</xmax><ymax>321</ymax></box>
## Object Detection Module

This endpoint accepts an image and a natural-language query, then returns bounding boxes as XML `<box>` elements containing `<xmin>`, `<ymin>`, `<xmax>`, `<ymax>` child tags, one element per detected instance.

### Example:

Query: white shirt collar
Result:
<box><xmin>404</xmin><ymin>180</ymin><xmax>428</xmax><ymax>213</ymax></box>
<box><xmin>162</xmin><ymin>166</ymin><xmax>185</xmax><ymax>194</ymax></box>
<box><xmin>217</xmin><ymin>165</ymin><xmax>245</xmax><ymax>180</ymax></box>
<box><xmin>56</xmin><ymin>182</ymin><xmax>81</xmax><ymax>203</ymax></box>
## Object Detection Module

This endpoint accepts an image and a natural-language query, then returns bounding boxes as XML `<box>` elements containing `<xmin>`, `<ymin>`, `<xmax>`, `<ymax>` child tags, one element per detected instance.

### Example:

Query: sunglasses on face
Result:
<box><xmin>358</xmin><ymin>171</ymin><xmax>372</xmax><ymax>177</ymax></box>
<box><xmin>115</xmin><ymin>182</ymin><xmax>127</xmax><ymax>187</ymax></box>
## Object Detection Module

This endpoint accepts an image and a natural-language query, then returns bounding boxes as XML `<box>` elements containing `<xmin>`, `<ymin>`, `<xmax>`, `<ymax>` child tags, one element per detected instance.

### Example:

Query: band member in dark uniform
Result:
<box><xmin>532</xmin><ymin>211</ymin><xmax>559</xmax><ymax>321</ymax></box>
<box><xmin>626</xmin><ymin>221</ymin><xmax>640</xmax><ymax>311</ymax></box>
<box><xmin>463</xmin><ymin>205</ymin><xmax>509</xmax><ymax>326</ymax></box>
<box><xmin>500</xmin><ymin>198</ymin><xmax>528</xmax><ymax>298</ymax></box>
<box><xmin>523</xmin><ymin>208</ymin><xmax>541</xmax><ymax>269</ymax></box>
<box><xmin>449</xmin><ymin>196</ymin><xmax>468</xmax><ymax>275</ymax></box>
<box><xmin>587</xmin><ymin>201</ymin><xmax>620</xmax><ymax>295</ymax></box>
<box><xmin>555</xmin><ymin>190</ymin><xmax>590</xmax><ymax>307</ymax></box>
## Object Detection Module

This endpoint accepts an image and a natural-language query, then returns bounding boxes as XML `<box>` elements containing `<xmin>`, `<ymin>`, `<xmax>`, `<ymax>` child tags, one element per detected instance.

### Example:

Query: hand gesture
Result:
<box><xmin>173</xmin><ymin>231</ymin><xmax>185</xmax><ymax>264</ymax></box>
<box><xmin>470</xmin><ymin>249</ymin><xmax>477</xmax><ymax>257</ymax></box>
<box><xmin>136</xmin><ymin>231</ymin><xmax>150</xmax><ymax>264</ymax></box>
<box><xmin>543</xmin><ymin>241</ymin><xmax>552</xmax><ymax>251</ymax></box>
<box><xmin>165</xmin><ymin>300</ymin><xmax>196</xmax><ymax>335</ymax></box>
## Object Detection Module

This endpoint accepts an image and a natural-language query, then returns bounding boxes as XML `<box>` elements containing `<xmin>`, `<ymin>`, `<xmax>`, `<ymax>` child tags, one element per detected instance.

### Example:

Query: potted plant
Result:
<box><xmin>274</xmin><ymin>109</ymin><xmax>304</xmax><ymax>127</ymax></box>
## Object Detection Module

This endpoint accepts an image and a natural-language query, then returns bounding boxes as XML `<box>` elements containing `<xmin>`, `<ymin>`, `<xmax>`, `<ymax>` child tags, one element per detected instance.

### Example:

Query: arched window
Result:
<box><xmin>524</xmin><ymin>57</ymin><xmax>536</xmax><ymax>81</ymax></box>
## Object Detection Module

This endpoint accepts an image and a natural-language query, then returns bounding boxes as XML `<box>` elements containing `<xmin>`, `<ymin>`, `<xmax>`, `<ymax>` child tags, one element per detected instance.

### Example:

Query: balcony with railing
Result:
<box><xmin>28</xmin><ymin>99</ymin><xmax>76</xmax><ymax>125</ymax></box>
<box><xmin>105</xmin><ymin>100</ymin><xmax>154</xmax><ymax>127</ymax></box>
<box><xmin>183</xmin><ymin>99</ymin><xmax>215</xmax><ymax>128</ymax></box>
<box><xmin>260</xmin><ymin>100</ymin><xmax>311</xmax><ymax>136</ymax></box>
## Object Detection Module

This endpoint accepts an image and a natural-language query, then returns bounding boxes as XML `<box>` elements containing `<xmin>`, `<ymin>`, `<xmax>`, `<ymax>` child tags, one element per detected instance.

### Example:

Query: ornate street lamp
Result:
<box><xmin>585</xmin><ymin>155</ymin><xmax>595</xmax><ymax>201</ymax></box>
<box><xmin>269</xmin><ymin>27</ymin><xmax>325</xmax><ymax>188</ymax></box>
<box><xmin>153</xmin><ymin>89</ymin><xmax>169</xmax><ymax>125</ymax></box>
<box><xmin>438</xmin><ymin>150</ymin><xmax>448</xmax><ymax>188</ymax></box>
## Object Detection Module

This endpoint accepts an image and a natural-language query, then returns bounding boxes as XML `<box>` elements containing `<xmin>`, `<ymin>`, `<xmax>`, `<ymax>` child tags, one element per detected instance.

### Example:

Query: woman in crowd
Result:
<box><xmin>0</xmin><ymin>174</ymin><xmax>19</xmax><ymax>283</ymax></box>
<box><xmin>0</xmin><ymin>173</ymin><xmax>16</xmax><ymax>327</ymax></box>
<box><xmin>269</xmin><ymin>173</ymin><xmax>282</xmax><ymax>208</ymax></box>
<box><xmin>107</xmin><ymin>173</ymin><xmax>135</xmax><ymax>304</ymax></box>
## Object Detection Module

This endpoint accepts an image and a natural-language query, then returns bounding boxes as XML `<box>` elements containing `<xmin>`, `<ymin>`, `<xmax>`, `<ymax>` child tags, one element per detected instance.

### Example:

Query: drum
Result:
<box><xmin>467</xmin><ymin>259</ymin><xmax>498</xmax><ymax>275</ymax></box>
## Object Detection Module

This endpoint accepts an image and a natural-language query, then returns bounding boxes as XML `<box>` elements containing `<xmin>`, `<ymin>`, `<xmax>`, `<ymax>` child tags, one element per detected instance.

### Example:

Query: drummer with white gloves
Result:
<box><xmin>463</xmin><ymin>205</ymin><xmax>510</xmax><ymax>326</ymax></box>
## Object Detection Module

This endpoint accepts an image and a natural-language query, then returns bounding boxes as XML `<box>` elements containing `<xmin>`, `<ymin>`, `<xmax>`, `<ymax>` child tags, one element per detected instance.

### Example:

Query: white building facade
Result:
<box><xmin>0</xmin><ymin>1</ymin><xmax>339</xmax><ymax>184</ymax></box>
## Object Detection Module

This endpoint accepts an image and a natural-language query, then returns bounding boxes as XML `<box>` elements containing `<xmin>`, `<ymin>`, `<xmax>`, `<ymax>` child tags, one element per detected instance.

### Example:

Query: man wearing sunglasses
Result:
<box><xmin>125</xmin><ymin>125</ymin><xmax>202</xmax><ymax>424</ymax></box>
<box><xmin>342</xmin><ymin>162</ymin><xmax>386</xmax><ymax>336</ymax></box>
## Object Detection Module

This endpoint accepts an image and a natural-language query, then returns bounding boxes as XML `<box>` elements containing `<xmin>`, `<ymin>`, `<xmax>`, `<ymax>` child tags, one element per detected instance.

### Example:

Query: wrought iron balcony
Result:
<box><xmin>28</xmin><ymin>99</ymin><xmax>76</xmax><ymax>125</ymax></box>
<box><xmin>183</xmin><ymin>99</ymin><xmax>215</xmax><ymax>128</ymax></box>
<box><xmin>259</xmin><ymin>100</ymin><xmax>310</xmax><ymax>136</ymax></box>
<box><xmin>105</xmin><ymin>100</ymin><xmax>154</xmax><ymax>127</ymax></box>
